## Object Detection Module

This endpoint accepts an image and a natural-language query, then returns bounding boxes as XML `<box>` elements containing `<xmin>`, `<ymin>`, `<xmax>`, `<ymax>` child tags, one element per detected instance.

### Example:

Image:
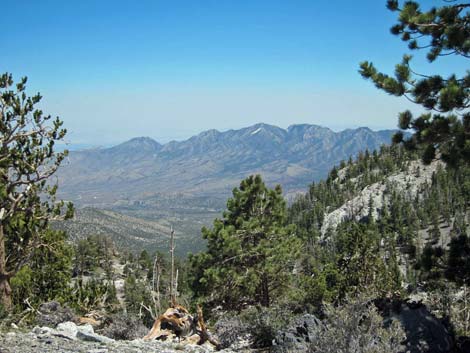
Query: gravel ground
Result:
<box><xmin>0</xmin><ymin>330</ymin><xmax>238</xmax><ymax>353</ymax></box>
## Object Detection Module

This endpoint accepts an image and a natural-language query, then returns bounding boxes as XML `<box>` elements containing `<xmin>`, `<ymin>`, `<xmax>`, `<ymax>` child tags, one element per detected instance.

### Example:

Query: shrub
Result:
<box><xmin>309</xmin><ymin>294</ymin><xmax>405</xmax><ymax>353</ymax></box>
<box><xmin>101</xmin><ymin>311</ymin><xmax>148</xmax><ymax>340</ymax></box>
<box><xmin>240</xmin><ymin>306</ymin><xmax>293</xmax><ymax>348</ymax></box>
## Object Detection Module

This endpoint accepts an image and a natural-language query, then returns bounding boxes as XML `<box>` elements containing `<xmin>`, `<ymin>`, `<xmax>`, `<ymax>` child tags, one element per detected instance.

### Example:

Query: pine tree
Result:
<box><xmin>11</xmin><ymin>228</ymin><xmax>72</xmax><ymax>309</ymax></box>
<box><xmin>0</xmin><ymin>74</ymin><xmax>73</xmax><ymax>309</ymax></box>
<box><xmin>359</xmin><ymin>1</ymin><xmax>470</xmax><ymax>165</ymax></box>
<box><xmin>190</xmin><ymin>175</ymin><xmax>300</xmax><ymax>310</ymax></box>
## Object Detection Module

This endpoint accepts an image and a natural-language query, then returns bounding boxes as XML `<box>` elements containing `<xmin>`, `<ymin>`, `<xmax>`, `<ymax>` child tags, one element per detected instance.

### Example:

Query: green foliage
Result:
<box><xmin>124</xmin><ymin>274</ymin><xmax>153</xmax><ymax>327</ymax></box>
<box><xmin>328</xmin><ymin>221</ymin><xmax>402</xmax><ymax>300</ymax></box>
<box><xmin>138</xmin><ymin>250</ymin><xmax>152</xmax><ymax>271</ymax></box>
<box><xmin>359</xmin><ymin>2</ymin><xmax>470</xmax><ymax>165</ymax></box>
<box><xmin>239</xmin><ymin>305</ymin><xmax>293</xmax><ymax>348</ymax></box>
<box><xmin>446</xmin><ymin>233</ymin><xmax>470</xmax><ymax>285</ymax></box>
<box><xmin>285</xmin><ymin>248</ymin><xmax>331</xmax><ymax>313</ymax></box>
<box><xmin>10</xmin><ymin>229</ymin><xmax>72</xmax><ymax>310</ymax></box>
<box><xmin>190</xmin><ymin>175</ymin><xmax>300</xmax><ymax>310</ymax></box>
<box><xmin>73</xmin><ymin>234</ymin><xmax>115</xmax><ymax>279</ymax></box>
<box><xmin>0</xmin><ymin>73</ymin><xmax>73</xmax><ymax>308</ymax></box>
<box><xmin>69</xmin><ymin>278</ymin><xmax>118</xmax><ymax>314</ymax></box>
<box><xmin>310</xmin><ymin>294</ymin><xmax>405</xmax><ymax>353</ymax></box>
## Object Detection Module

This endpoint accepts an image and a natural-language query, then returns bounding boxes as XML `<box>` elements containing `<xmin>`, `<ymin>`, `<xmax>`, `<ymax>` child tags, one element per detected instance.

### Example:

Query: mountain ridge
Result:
<box><xmin>57</xmin><ymin>123</ymin><xmax>397</xmax><ymax>207</ymax></box>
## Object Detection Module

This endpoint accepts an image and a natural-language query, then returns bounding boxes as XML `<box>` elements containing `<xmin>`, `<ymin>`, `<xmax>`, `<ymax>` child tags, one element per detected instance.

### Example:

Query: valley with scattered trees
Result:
<box><xmin>1</xmin><ymin>1</ymin><xmax>470</xmax><ymax>352</ymax></box>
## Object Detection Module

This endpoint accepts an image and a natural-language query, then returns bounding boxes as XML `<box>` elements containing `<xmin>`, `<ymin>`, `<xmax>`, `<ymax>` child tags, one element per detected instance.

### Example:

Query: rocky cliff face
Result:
<box><xmin>321</xmin><ymin>159</ymin><xmax>445</xmax><ymax>236</ymax></box>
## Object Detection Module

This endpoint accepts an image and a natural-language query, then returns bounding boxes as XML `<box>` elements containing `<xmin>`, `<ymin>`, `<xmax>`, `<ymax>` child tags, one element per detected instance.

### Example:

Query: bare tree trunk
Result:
<box><xmin>152</xmin><ymin>253</ymin><xmax>161</xmax><ymax>314</ymax></box>
<box><xmin>261</xmin><ymin>274</ymin><xmax>270</xmax><ymax>307</ymax></box>
<box><xmin>170</xmin><ymin>227</ymin><xmax>176</xmax><ymax>307</ymax></box>
<box><xmin>0</xmin><ymin>223</ymin><xmax>12</xmax><ymax>310</ymax></box>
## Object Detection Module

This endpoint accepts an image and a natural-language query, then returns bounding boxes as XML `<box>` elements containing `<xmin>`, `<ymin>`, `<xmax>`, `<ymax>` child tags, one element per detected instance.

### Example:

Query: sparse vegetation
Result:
<box><xmin>2</xmin><ymin>3</ymin><xmax>470</xmax><ymax>350</ymax></box>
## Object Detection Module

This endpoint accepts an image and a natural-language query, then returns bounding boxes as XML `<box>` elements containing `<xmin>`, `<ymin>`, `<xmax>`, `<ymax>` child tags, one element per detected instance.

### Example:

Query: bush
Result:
<box><xmin>240</xmin><ymin>306</ymin><xmax>294</xmax><ymax>348</ymax></box>
<box><xmin>214</xmin><ymin>315</ymin><xmax>249</xmax><ymax>349</ymax></box>
<box><xmin>36</xmin><ymin>301</ymin><xmax>76</xmax><ymax>328</ymax></box>
<box><xmin>309</xmin><ymin>294</ymin><xmax>405</xmax><ymax>353</ymax></box>
<box><xmin>101</xmin><ymin>311</ymin><xmax>149</xmax><ymax>340</ymax></box>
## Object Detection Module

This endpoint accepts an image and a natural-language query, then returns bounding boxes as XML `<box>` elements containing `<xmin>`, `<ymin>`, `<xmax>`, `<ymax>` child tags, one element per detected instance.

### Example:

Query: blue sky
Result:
<box><xmin>2</xmin><ymin>0</ymin><xmax>465</xmax><ymax>145</ymax></box>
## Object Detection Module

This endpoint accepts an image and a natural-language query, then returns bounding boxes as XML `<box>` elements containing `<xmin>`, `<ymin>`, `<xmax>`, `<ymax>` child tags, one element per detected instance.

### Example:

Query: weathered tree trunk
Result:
<box><xmin>170</xmin><ymin>227</ymin><xmax>177</xmax><ymax>307</ymax></box>
<box><xmin>197</xmin><ymin>305</ymin><xmax>220</xmax><ymax>348</ymax></box>
<box><xmin>0</xmin><ymin>223</ymin><xmax>12</xmax><ymax>310</ymax></box>
<box><xmin>261</xmin><ymin>274</ymin><xmax>270</xmax><ymax>308</ymax></box>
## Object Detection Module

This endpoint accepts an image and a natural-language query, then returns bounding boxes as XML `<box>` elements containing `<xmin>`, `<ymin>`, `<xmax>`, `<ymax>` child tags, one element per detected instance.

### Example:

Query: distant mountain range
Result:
<box><xmin>57</xmin><ymin>123</ymin><xmax>396</xmax><ymax>207</ymax></box>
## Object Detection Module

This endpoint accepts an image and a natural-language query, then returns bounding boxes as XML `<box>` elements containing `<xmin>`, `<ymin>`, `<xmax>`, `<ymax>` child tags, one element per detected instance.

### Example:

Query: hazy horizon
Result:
<box><xmin>3</xmin><ymin>0</ymin><xmax>464</xmax><ymax>145</ymax></box>
<box><xmin>56</xmin><ymin>121</ymin><xmax>400</xmax><ymax>150</ymax></box>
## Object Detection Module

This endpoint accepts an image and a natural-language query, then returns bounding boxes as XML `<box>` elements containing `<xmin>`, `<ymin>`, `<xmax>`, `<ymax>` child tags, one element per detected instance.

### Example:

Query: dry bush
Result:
<box><xmin>309</xmin><ymin>294</ymin><xmax>405</xmax><ymax>353</ymax></box>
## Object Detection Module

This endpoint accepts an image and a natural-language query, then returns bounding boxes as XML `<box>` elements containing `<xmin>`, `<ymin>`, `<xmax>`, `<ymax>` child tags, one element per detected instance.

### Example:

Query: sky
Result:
<box><xmin>2</xmin><ymin>0</ymin><xmax>466</xmax><ymax>145</ymax></box>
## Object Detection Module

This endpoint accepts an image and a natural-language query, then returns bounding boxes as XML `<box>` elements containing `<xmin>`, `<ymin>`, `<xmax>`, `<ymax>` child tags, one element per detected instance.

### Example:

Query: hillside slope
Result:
<box><xmin>320</xmin><ymin>159</ymin><xmax>445</xmax><ymax>235</ymax></box>
<box><xmin>289</xmin><ymin>146</ymin><xmax>470</xmax><ymax>337</ymax></box>
<box><xmin>53</xmin><ymin>207</ymin><xmax>209</xmax><ymax>256</ymax></box>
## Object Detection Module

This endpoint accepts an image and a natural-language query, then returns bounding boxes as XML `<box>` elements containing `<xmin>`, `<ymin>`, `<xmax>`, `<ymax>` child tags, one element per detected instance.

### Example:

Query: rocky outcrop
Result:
<box><xmin>395</xmin><ymin>302</ymin><xmax>454</xmax><ymax>353</ymax></box>
<box><xmin>271</xmin><ymin>303</ymin><xmax>454</xmax><ymax>353</ymax></box>
<box><xmin>321</xmin><ymin>159</ymin><xmax>445</xmax><ymax>236</ymax></box>
<box><xmin>272</xmin><ymin>314</ymin><xmax>321</xmax><ymax>353</ymax></box>
<box><xmin>33</xmin><ymin>321</ymin><xmax>114</xmax><ymax>343</ymax></box>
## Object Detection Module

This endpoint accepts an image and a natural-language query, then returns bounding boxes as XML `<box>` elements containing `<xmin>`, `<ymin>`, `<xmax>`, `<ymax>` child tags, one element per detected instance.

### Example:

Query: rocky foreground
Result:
<box><xmin>1</xmin><ymin>298</ymin><xmax>468</xmax><ymax>353</ymax></box>
<box><xmin>0</xmin><ymin>322</ymin><xmax>241</xmax><ymax>353</ymax></box>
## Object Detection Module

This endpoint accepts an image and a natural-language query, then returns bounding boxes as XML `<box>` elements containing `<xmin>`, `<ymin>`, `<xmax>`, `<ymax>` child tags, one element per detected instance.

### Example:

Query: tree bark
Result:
<box><xmin>261</xmin><ymin>274</ymin><xmax>270</xmax><ymax>307</ymax></box>
<box><xmin>0</xmin><ymin>223</ymin><xmax>12</xmax><ymax>310</ymax></box>
<box><xmin>170</xmin><ymin>227</ymin><xmax>176</xmax><ymax>307</ymax></box>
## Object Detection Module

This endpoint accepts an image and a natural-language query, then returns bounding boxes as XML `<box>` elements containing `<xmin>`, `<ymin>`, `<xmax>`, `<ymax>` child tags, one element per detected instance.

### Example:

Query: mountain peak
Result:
<box><xmin>59</xmin><ymin>122</ymin><xmax>397</xmax><ymax>208</ymax></box>
<box><xmin>250</xmin><ymin>122</ymin><xmax>283</xmax><ymax>131</ymax></box>
<box><xmin>197</xmin><ymin>129</ymin><xmax>221</xmax><ymax>138</ymax></box>
<box><xmin>112</xmin><ymin>136</ymin><xmax>161</xmax><ymax>151</ymax></box>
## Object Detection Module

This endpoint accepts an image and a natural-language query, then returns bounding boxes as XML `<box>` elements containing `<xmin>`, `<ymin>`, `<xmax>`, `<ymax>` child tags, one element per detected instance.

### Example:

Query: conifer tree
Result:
<box><xmin>190</xmin><ymin>175</ymin><xmax>300</xmax><ymax>309</ymax></box>
<box><xmin>0</xmin><ymin>74</ymin><xmax>73</xmax><ymax>309</ymax></box>
<box><xmin>11</xmin><ymin>229</ymin><xmax>72</xmax><ymax>309</ymax></box>
<box><xmin>360</xmin><ymin>1</ymin><xmax>470</xmax><ymax>165</ymax></box>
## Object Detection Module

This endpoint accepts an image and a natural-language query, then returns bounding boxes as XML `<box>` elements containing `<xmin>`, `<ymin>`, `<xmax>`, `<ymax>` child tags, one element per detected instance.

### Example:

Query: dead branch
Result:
<box><xmin>196</xmin><ymin>304</ymin><xmax>220</xmax><ymax>348</ymax></box>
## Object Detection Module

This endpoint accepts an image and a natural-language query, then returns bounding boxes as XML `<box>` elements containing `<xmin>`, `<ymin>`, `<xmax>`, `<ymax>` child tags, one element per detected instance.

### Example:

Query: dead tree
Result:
<box><xmin>143</xmin><ymin>304</ymin><xmax>220</xmax><ymax>349</ymax></box>
<box><xmin>152</xmin><ymin>252</ymin><xmax>162</xmax><ymax>314</ymax></box>
<box><xmin>170</xmin><ymin>226</ymin><xmax>177</xmax><ymax>307</ymax></box>
<box><xmin>143</xmin><ymin>305</ymin><xmax>193</xmax><ymax>341</ymax></box>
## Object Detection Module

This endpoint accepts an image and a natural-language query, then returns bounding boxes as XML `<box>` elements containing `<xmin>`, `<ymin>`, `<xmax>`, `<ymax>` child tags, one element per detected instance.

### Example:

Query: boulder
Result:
<box><xmin>55</xmin><ymin>321</ymin><xmax>79</xmax><ymax>340</ymax></box>
<box><xmin>273</xmin><ymin>314</ymin><xmax>321</xmax><ymax>353</ymax></box>
<box><xmin>32</xmin><ymin>325</ymin><xmax>55</xmax><ymax>338</ymax></box>
<box><xmin>76</xmin><ymin>325</ymin><xmax>114</xmax><ymax>344</ymax></box>
<box><xmin>396</xmin><ymin>303</ymin><xmax>454</xmax><ymax>353</ymax></box>
<box><xmin>33</xmin><ymin>321</ymin><xmax>115</xmax><ymax>345</ymax></box>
